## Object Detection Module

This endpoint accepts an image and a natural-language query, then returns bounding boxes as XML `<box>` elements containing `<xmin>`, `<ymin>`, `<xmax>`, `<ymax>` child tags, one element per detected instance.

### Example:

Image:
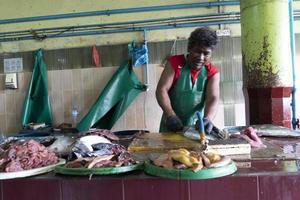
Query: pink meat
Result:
<box><xmin>82</xmin><ymin>129</ymin><xmax>119</xmax><ymax>141</ymax></box>
<box><xmin>241</xmin><ymin>127</ymin><xmax>266</xmax><ymax>148</ymax></box>
<box><xmin>0</xmin><ymin>140</ymin><xmax>59</xmax><ymax>172</ymax></box>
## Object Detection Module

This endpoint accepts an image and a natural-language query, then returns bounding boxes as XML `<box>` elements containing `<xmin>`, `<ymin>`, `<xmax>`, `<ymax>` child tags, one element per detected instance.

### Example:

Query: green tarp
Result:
<box><xmin>21</xmin><ymin>49</ymin><xmax>53</xmax><ymax>126</ymax></box>
<box><xmin>77</xmin><ymin>61</ymin><xmax>147</xmax><ymax>132</ymax></box>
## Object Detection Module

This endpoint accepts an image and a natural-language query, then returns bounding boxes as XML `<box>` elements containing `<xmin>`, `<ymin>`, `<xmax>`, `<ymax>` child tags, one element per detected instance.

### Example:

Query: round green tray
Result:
<box><xmin>144</xmin><ymin>161</ymin><xmax>237</xmax><ymax>180</ymax></box>
<box><xmin>55</xmin><ymin>162</ymin><xmax>143</xmax><ymax>176</ymax></box>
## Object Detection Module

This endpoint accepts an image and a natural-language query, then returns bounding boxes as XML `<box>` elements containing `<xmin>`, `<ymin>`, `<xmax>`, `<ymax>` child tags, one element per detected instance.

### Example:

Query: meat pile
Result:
<box><xmin>80</xmin><ymin>129</ymin><xmax>119</xmax><ymax>141</ymax></box>
<box><xmin>234</xmin><ymin>127</ymin><xmax>266</xmax><ymax>148</ymax></box>
<box><xmin>66</xmin><ymin>145</ymin><xmax>136</xmax><ymax>168</ymax></box>
<box><xmin>65</xmin><ymin>129</ymin><xmax>137</xmax><ymax>168</ymax></box>
<box><xmin>153</xmin><ymin>148</ymin><xmax>227</xmax><ymax>172</ymax></box>
<box><xmin>0</xmin><ymin>140</ymin><xmax>59</xmax><ymax>172</ymax></box>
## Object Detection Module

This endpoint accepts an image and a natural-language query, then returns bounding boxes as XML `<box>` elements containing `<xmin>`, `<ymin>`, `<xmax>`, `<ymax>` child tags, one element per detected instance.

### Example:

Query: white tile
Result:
<box><xmin>234</xmin><ymin>103</ymin><xmax>246</xmax><ymax>126</ymax></box>
<box><xmin>213</xmin><ymin>104</ymin><xmax>225</xmax><ymax>128</ymax></box>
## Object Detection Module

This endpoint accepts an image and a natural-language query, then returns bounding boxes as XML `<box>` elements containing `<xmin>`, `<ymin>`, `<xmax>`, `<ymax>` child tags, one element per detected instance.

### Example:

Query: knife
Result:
<box><xmin>196</xmin><ymin>112</ymin><xmax>207</xmax><ymax>150</ymax></box>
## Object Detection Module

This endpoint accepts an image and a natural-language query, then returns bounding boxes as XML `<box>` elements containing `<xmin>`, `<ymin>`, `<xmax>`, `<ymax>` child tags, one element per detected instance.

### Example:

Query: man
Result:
<box><xmin>156</xmin><ymin>27</ymin><xmax>220</xmax><ymax>134</ymax></box>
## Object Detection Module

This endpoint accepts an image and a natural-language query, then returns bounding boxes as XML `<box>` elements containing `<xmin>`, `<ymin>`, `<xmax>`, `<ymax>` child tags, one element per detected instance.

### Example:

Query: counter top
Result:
<box><xmin>1</xmin><ymin>137</ymin><xmax>300</xmax><ymax>200</ymax></box>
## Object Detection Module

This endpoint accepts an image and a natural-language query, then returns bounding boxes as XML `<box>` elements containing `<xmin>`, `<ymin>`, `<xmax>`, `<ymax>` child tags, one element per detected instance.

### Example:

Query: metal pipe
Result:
<box><xmin>289</xmin><ymin>0</ymin><xmax>298</xmax><ymax>130</ymax></box>
<box><xmin>143</xmin><ymin>29</ymin><xmax>150</xmax><ymax>90</ymax></box>
<box><xmin>0</xmin><ymin>12</ymin><xmax>240</xmax><ymax>36</ymax></box>
<box><xmin>0</xmin><ymin>1</ymin><xmax>240</xmax><ymax>25</ymax></box>
<box><xmin>0</xmin><ymin>12</ymin><xmax>240</xmax><ymax>42</ymax></box>
<box><xmin>0</xmin><ymin>19</ymin><xmax>240</xmax><ymax>42</ymax></box>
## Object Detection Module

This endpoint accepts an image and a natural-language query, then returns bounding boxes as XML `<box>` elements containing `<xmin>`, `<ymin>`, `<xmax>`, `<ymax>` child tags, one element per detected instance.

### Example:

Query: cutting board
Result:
<box><xmin>128</xmin><ymin>132</ymin><xmax>251</xmax><ymax>155</ymax></box>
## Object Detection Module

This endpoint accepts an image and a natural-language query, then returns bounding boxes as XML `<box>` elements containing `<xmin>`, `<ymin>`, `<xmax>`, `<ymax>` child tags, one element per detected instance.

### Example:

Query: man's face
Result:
<box><xmin>187</xmin><ymin>46</ymin><xmax>212</xmax><ymax>70</ymax></box>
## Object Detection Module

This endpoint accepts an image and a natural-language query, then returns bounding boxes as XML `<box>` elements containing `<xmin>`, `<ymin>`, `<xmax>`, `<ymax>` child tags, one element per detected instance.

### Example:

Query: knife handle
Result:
<box><xmin>196</xmin><ymin>112</ymin><xmax>206</xmax><ymax>144</ymax></box>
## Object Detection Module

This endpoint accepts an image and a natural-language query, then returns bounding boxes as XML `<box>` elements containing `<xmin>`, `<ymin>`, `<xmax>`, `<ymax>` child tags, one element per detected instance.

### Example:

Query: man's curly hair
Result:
<box><xmin>188</xmin><ymin>27</ymin><xmax>218</xmax><ymax>51</ymax></box>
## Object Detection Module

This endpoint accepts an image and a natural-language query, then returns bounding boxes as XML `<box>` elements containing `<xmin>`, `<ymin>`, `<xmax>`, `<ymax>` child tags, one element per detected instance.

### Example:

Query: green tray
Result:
<box><xmin>144</xmin><ymin>161</ymin><xmax>237</xmax><ymax>180</ymax></box>
<box><xmin>55</xmin><ymin>162</ymin><xmax>143</xmax><ymax>176</ymax></box>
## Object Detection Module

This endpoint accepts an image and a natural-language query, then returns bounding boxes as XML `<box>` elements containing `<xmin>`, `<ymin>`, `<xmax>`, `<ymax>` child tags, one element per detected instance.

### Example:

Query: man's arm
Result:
<box><xmin>156</xmin><ymin>63</ymin><xmax>176</xmax><ymax>117</ymax></box>
<box><xmin>204</xmin><ymin>72</ymin><xmax>220</xmax><ymax>120</ymax></box>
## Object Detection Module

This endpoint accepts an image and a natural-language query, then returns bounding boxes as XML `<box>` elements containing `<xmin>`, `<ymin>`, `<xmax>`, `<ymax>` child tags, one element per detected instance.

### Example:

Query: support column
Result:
<box><xmin>240</xmin><ymin>0</ymin><xmax>293</xmax><ymax>127</ymax></box>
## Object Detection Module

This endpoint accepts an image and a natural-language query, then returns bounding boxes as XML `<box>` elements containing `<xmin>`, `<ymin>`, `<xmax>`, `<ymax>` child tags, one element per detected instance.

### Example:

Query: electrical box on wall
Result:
<box><xmin>216</xmin><ymin>29</ymin><xmax>231</xmax><ymax>37</ymax></box>
<box><xmin>3</xmin><ymin>58</ymin><xmax>23</xmax><ymax>73</ymax></box>
<box><xmin>5</xmin><ymin>73</ymin><xmax>18</xmax><ymax>89</ymax></box>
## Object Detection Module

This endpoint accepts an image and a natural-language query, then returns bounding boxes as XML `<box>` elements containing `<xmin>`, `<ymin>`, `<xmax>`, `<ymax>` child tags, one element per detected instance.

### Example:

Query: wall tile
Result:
<box><xmin>48</xmin><ymin>71</ymin><xmax>53</xmax><ymax>91</ymax></box>
<box><xmin>0</xmin><ymin>114</ymin><xmax>7</xmax><ymax>135</ymax></box>
<box><xmin>18</xmin><ymin>72</ymin><xmax>31</xmax><ymax>92</ymax></box>
<box><xmin>133</xmin><ymin>67</ymin><xmax>144</xmax><ymax>83</ymax></box>
<box><xmin>81</xmin><ymin>68</ymin><xmax>94</xmax><ymax>90</ymax></box>
<box><xmin>112</xmin><ymin>114</ymin><xmax>125</xmax><ymax>131</ymax></box>
<box><xmin>125</xmin><ymin>99</ymin><xmax>137</xmax><ymax>129</ymax></box>
<box><xmin>224</xmin><ymin>104</ymin><xmax>235</xmax><ymax>126</ymax></box>
<box><xmin>63</xmin><ymin>90</ymin><xmax>73</xmax><ymax>124</ymax></box>
<box><xmin>72</xmin><ymin>90</ymin><xmax>84</xmax><ymax>121</ymax></box>
<box><xmin>50</xmin><ymin>91</ymin><xmax>63</xmax><ymax>112</ymax></box>
<box><xmin>283</xmin><ymin>98</ymin><xmax>292</xmax><ymax>119</ymax></box>
<box><xmin>72</xmin><ymin>69</ymin><xmax>82</xmax><ymax>90</ymax></box>
<box><xmin>53</xmin><ymin>107</ymin><xmax>64</xmax><ymax>126</ymax></box>
<box><xmin>271</xmin><ymin>98</ymin><xmax>283</xmax><ymax>123</ymax></box>
<box><xmin>92</xmin><ymin>68</ymin><xmax>102</xmax><ymax>90</ymax></box>
<box><xmin>15</xmin><ymin>92</ymin><xmax>26</xmax><ymax>115</ymax></box>
<box><xmin>0</xmin><ymin>93</ymin><xmax>5</xmax><ymax>114</ymax></box>
<box><xmin>135</xmin><ymin>93</ymin><xmax>145</xmax><ymax>129</ymax></box>
<box><xmin>124</xmin><ymin>179</ymin><xmax>189</xmax><ymax>200</ymax></box>
<box><xmin>155</xmin><ymin>65</ymin><xmax>164</xmax><ymax>84</ymax></box>
<box><xmin>234</xmin><ymin>81</ymin><xmax>245</xmax><ymax>103</ymax></box>
<box><xmin>63</xmin><ymin>90</ymin><xmax>73</xmax><ymax>111</ymax></box>
<box><xmin>214</xmin><ymin>104</ymin><xmax>225</xmax><ymax>128</ymax></box>
<box><xmin>5</xmin><ymin>93</ymin><xmax>16</xmax><ymax>114</ymax></box>
<box><xmin>235</xmin><ymin>103</ymin><xmax>246</xmax><ymax>126</ymax></box>
<box><xmin>146</xmin><ymin>64</ymin><xmax>157</xmax><ymax>92</ymax></box>
<box><xmin>61</xmin><ymin>69</ymin><xmax>73</xmax><ymax>90</ymax></box>
<box><xmin>190</xmin><ymin>177</ymin><xmax>258</xmax><ymax>200</ymax></box>
<box><xmin>94</xmin><ymin>66</ymin><xmax>118</xmax><ymax>93</ymax></box>
<box><xmin>0</xmin><ymin>74</ymin><xmax>5</xmax><ymax>91</ymax></box>
<box><xmin>259</xmin><ymin>176</ymin><xmax>300</xmax><ymax>200</ymax></box>
<box><xmin>50</xmin><ymin>70</ymin><xmax>62</xmax><ymax>92</ymax></box>
<box><xmin>62</xmin><ymin>179</ymin><xmax>122</xmax><ymax>200</ymax></box>
<box><xmin>144</xmin><ymin>90</ymin><xmax>162</xmax><ymax>132</ymax></box>
<box><xmin>221</xmin><ymin>81</ymin><xmax>235</xmax><ymax>104</ymax></box>
<box><xmin>3</xmin><ymin>179</ymin><xmax>61</xmax><ymax>200</ymax></box>
<box><xmin>5</xmin><ymin>114</ymin><xmax>18</xmax><ymax>135</ymax></box>
<box><xmin>83</xmin><ymin>89</ymin><xmax>95</xmax><ymax>111</ymax></box>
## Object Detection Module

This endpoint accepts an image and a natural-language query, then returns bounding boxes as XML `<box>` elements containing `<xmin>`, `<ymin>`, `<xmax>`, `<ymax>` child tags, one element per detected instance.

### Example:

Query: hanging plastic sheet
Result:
<box><xmin>21</xmin><ymin>49</ymin><xmax>53</xmax><ymax>126</ymax></box>
<box><xmin>128</xmin><ymin>41</ymin><xmax>148</xmax><ymax>67</ymax></box>
<box><xmin>92</xmin><ymin>45</ymin><xmax>101</xmax><ymax>67</ymax></box>
<box><xmin>76</xmin><ymin>61</ymin><xmax>147</xmax><ymax>132</ymax></box>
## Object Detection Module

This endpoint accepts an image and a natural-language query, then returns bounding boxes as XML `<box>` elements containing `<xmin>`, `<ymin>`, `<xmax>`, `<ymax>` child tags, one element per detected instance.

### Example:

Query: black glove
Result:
<box><xmin>166</xmin><ymin>115</ymin><xmax>183</xmax><ymax>132</ymax></box>
<box><xmin>203</xmin><ymin>118</ymin><xmax>214</xmax><ymax>135</ymax></box>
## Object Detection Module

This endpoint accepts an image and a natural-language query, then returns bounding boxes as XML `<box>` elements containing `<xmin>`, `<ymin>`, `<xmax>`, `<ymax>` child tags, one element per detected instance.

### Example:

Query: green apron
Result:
<box><xmin>159</xmin><ymin>63</ymin><xmax>208</xmax><ymax>132</ymax></box>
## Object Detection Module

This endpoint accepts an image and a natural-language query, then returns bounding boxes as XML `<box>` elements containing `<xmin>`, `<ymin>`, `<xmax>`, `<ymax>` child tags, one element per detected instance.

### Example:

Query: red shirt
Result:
<box><xmin>168</xmin><ymin>54</ymin><xmax>219</xmax><ymax>87</ymax></box>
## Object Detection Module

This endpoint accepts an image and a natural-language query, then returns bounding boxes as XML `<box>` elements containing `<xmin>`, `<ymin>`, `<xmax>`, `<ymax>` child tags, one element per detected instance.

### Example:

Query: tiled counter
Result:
<box><xmin>1</xmin><ymin>159</ymin><xmax>300</xmax><ymax>200</ymax></box>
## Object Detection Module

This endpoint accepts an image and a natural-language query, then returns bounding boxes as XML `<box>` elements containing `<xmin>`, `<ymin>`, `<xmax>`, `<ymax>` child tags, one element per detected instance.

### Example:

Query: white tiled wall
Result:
<box><xmin>0</xmin><ymin>64</ymin><xmax>246</xmax><ymax>135</ymax></box>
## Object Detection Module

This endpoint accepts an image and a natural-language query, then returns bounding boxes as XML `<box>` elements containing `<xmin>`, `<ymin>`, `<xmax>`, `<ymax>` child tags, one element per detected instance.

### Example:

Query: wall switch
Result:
<box><xmin>5</xmin><ymin>73</ymin><xmax>18</xmax><ymax>89</ymax></box>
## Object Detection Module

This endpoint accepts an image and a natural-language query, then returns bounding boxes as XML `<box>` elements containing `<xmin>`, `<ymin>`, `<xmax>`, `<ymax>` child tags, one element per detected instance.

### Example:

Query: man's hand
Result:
<box><xmin>203</xmin><ymin>118</ymin><xmax>214</xmax><ymax>135</ymax></box>
<box><xmin>166</xmin><ymin>115</ymin><xmax>183</xmax><ymax>132</ymax></box>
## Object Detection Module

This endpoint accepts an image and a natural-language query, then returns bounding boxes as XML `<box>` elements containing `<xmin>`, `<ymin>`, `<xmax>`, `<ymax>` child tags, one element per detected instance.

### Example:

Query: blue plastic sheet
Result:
<box><xmin>128</xmin><ymin>41</ymin><xmax>148</xmax><ymax>67</ymax></box>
